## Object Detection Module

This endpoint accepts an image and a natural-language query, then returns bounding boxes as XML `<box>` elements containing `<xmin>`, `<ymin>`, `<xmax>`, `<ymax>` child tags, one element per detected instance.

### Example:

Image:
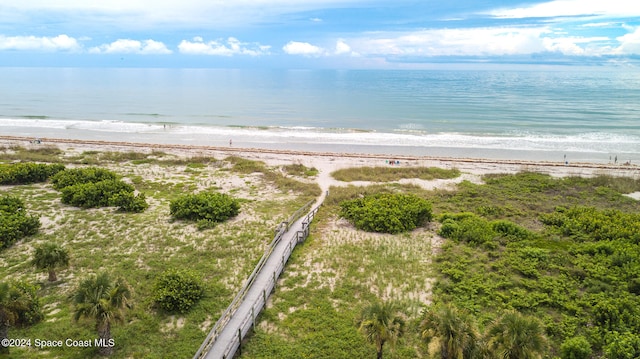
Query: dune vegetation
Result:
<box><xmin>3</xmin><ymin>144</ymin><xmax>640</xmax><ymax>358</ymax></box>
<box><xmin>241</xmin><ymin>172</ymin><xmax>640</xmax><ymax>358</ymax></box>
<box><xmin>0</xmin><ymin>145</ymin><xmax>319</xmax><ymax>358</ymax></box>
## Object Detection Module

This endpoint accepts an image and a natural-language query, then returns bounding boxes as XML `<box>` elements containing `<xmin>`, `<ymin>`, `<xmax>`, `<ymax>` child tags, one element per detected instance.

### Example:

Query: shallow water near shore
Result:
<box><xmin>1</xmin><ymin>67</ymin><xmax>639</xmax><ymax>163</ymax></box>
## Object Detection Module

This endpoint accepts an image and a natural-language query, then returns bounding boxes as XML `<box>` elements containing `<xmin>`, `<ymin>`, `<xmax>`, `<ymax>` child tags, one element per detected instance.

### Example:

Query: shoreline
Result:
<box><xmin>2</xmin><ymin>120</ymin><xmax>639</xmax><ymax>165</ymax></box>
<box><xmin>1</xmin><ymin>135</ymin><xmax>639</xmax><ymax>180</ymax></box>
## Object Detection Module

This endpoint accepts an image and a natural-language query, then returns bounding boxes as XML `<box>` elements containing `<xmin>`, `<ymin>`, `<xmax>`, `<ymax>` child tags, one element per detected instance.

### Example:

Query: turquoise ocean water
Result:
<box><xmin>1</xmin><ymin>67</ymin><xmax>639</xmax><ymax>163</ymax></box>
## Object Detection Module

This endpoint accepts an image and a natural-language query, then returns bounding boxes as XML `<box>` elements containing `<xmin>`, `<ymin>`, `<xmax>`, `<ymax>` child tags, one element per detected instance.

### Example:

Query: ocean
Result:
<box><xmin>1</xmin><ymin>67</ymin><xmax>639</xmax><ymax>163</ymax></box>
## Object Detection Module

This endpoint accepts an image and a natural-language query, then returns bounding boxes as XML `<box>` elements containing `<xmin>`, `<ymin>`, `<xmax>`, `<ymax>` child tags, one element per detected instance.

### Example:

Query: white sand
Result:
<box><xmin>2</xmin><ymin>136</ymin><xmax>639</xmax><ymax>195</ymax></box>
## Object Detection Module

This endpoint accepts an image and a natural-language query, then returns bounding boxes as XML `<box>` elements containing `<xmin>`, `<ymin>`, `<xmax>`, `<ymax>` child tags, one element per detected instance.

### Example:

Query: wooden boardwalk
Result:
<box><xmin>194</xmin><ymin>199</ymin><xmax>322</xmax><ymax>359</ymax></box>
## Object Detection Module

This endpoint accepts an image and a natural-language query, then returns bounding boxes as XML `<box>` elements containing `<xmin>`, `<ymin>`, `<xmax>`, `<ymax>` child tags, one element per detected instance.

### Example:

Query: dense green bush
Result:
<box><xmin>0</xmin><ymin>195</ymin><xmax>40</xmax><ymax>249</ymax></box>
<box><xmin>438</xmin><ymin>213</ymin><xmax>534</xmax><ymax>247</ymax></box>
<box><xmin>541</xmin><ymin>206</ymin><xmax>640</xmax><ymax>243</ymax></box>
<box><xmin>603</xmin><ymin>331</ymin><xmax>640</xmax><ymax>359</ymax></box>
<box><xmin>109</xmin><ymin>191</ymin><xmax>149</xmax><ymax>213</ymax></box>
<box><xmin>51</xmin><ymin>167</ymin><xmax>118</xmax><ymax>190</ymax></box>
<box><xmin>52</xmin><ymin>167</ymin><xmax>147</xmax><ymax>212</ymax></box>
<box><xmin>340</xmin><ymin>193</ymin><xmax>432</xmax><ymax>234</ymax></box>
<box><xmin>169</xmin><ymin>192</ymin><xmax>240</xmax><ymax>228</ymax></box>
<box><xmin>439</xmin><ymin>213</ymin><xmax>495</xmax><ymax>247</ymax></box>
<box><xmin>0</xmin><ymin>163</ymin><xmax>65</xmax><ymax>185</ymax></box>
<box><xmin>433</xmin><ymin>195</ymin><xmax>640</xmax><ymax>358</ymax></box>
<box><xmin>60</xmin><ymin>179</ymin><xmax>134</xmax><ymax>208</ymax></box>
<box><xmin>491</xmin><ymin>219</ymin><xmax>534</xmax><ymax>241</ymax></box>
<box><xmin>152</xmin><ymin>269</ymin><xmax>204</xmax><ymax>313</ymax></box>
<box><xmin>560</xmin><ymin>336</ymin><xmax>592</xmax><ymax>359</ymax></box>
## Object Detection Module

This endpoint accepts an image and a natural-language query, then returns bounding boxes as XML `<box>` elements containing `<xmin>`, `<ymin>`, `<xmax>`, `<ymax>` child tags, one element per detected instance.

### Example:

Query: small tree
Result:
<box><xmin>0</xmin><ymin>281</ymin><xmax>43</xmax><ymax>354</ymax></box>
<box><xmin>153</xmin><ymin>269</ymin><xmax>204</xmax><ymax>313</ymax></box>
<box><xmin>420</xmin><ymin>303</ymin><xmax>479</xmax><ymax>359</ymax></box>
<box><xmin>487</xmin><ymin>311</ymin><xmax>547</xmax><ymax>359</ymax></box>
<box><xmin>32</xmin><ymin>242</ymin><xmax>70</xmax><ymax>282</ymax></box>
<box><xmin>358</xmin><ymin>301</ymin><xmax>405</xmax><ymax>359</ymax></box>
<box><xmin>73</xmin><ymin>273</ymin><xmax>132</xmax><ymax>356</ymax></box>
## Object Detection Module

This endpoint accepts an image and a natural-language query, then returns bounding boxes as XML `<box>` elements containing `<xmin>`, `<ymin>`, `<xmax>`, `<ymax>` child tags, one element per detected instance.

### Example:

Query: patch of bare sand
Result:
<box><xmin>625</xmin><ymin>191</ymin><xmax>640</xmax><ymax>200</ymax></box>
<box><xmin>161</xmin><ymin>315</ymin><xmax>186</xmax><ymax>333</ymax></box>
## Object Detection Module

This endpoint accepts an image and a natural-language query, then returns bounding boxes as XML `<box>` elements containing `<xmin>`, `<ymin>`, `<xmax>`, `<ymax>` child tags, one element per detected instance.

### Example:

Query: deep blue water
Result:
<box><xmin>1</xmin><ymin>67</ymin><xmax>639</xmax><ymax>162</ymax></box>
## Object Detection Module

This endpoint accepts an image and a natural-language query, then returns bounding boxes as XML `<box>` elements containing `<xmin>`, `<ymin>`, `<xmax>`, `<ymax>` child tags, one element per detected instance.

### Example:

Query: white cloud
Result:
<box><xmin>283</xmin><ymin>41</ymin><xmax>325</xmax><ymax>56</ymax></box>
<box><xmin>178</xmin><ymin>37</ymin><xmax>270</xmax><ymax>56</ymax></box>
<box><xmin>353</xmin><ymin>28</ymin><xmax>550</xmax><ymax>57</ymax></box>
<box><xmin>348</xmin><ymin>27</ymin><xmax>626</xmax><ymax>58</ymax></box>
<box><xmin>89</xmin><ymin>39</ymin><xmax>172</xmax><ymax>54</ymax></box>
<box><xmin>335</xmin><ymin>39</ymin><xmax>353</xmax><ymax>55</ymax></box>
<box><xmin>489</xmin><ymin>0</ymin><xmax>640</xmax><ymax>19</ymax></box>
<box><xmin>0</xmin><ymin>34</ymin><xmax>80</xmax><ymax>51</ymax></box>
<box><xmin>614</xmin><ymin>28</ymin><xmax>640</xmax><ymax>54</ymax></box>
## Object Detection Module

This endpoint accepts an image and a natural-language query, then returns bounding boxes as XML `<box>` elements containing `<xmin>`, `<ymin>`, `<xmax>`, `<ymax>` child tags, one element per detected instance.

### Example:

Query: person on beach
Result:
<box><xmin>229</xmin><ymin>139</ymin><xmax>233</xmax><ymax>146</ymax></box>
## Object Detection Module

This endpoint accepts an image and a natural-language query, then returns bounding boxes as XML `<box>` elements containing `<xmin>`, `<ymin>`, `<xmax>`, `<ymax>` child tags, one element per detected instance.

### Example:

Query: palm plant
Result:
<box><xmin>0</xmin><ymin>282</ymin><xmax>39</xmax><ymax>354</ymax></box>
<box><xmin>487</xmin><ymin>311</ymin><xmax>547</xmax><ymax>359</ymax></box>
<box><xmin>32</xmin><ymin>242</ymin><xmax>70</xmax><ymax>282</ymax></box>
<box><xmin>420</xmin><ymin>303</ymin><xmax>479</xmax><ymax>359</ymax></box>
<box><xmin>72</xmin><ymin>273</ymin><xmax>132</xmax><ymax>356</ymax></box>
<box><xmin>0</xmin><ymin>282</ymin><xmax>17</xmax><ymax>354</ymax></box>
<box><xmin>358</xmin><ymin>300</ymin><xmax>406</xmax><ymax>359</ymax></box>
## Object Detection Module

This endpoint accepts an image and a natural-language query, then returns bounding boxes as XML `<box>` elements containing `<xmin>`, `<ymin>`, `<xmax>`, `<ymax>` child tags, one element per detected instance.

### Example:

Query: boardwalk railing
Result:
<box><xmin>194</xmin><ymin>200</ymin><xmax>320</xmax><ymax>359</ymax></box>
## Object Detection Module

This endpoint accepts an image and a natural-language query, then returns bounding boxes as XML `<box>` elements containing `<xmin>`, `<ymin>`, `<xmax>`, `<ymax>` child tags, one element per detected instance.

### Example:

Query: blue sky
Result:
<box><xmin>1</xmin><ymin>0</ymin><xmax>639</xmax><ymax>68</ymax></box>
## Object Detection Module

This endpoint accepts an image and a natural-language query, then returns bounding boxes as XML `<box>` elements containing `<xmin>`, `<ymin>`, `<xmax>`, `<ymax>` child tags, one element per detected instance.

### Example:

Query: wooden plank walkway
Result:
<box><xmin>194</xmin><ymin>198</ymin><xmax>322</xmax><ymax>359</ymax></box>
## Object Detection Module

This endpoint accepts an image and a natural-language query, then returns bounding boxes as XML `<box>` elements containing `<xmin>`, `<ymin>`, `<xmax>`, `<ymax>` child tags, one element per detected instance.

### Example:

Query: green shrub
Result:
<box><xmin>51</xmin><ymin>167</ymin><xmax>118</xmax><ymax>190</ymax></box>
<box><xmin>0</xmin><ymin>195</ymin><xmax>40</xmax><ymax>249</ymax></box>
<box><xmin>560</xmin><ymin>336</ymin><xmax>592</xmax><ymax>359</ymax></box>
<box><xmin>60</xmin><ymin>180</ymin><xmax>135</xmax><ymax>208</ymax></box>
<box><xmin>437</xmin><ymin>212</ymin><xmax>495</xmax><ymax>247</ymax></box>
<box><xmin>52</xmin><ymin>167</ymin><xmax>148</xmax><ymax>211</ymax></box>
<box><xmin>153</xmin><ymin>269</ymin><xmax>204</xmax><ymax>313</ymax></box>
<box><xmin>169</xmin><ymin>192</ymin><xmax>240</xmax><ymax>226</ymax></box>
<box><xmin>339</xmin><ymin>193</ymin><xmax>432</xmax><ymax>234</ymax></box>
<box><xmin>491</xmin><ymin>220</ymin><xmax>534</xmax><ymax>241</ymax></box>
<box><xmin>541</xmin><ymin>206</ymin><xmax>640</xmax><ymax>243</ymax></box>
<box><xmin>109</xmin><ymin>191</ymin><xmax>149</xmax><ymax>213</ymax></box>
<box><xmin>0</xmin><ymin>163</ymin><xmax>65</xmax><ymax>185</ymax></box>
<box><xmin>603</xmin><ymin>331</ymin><xmax>640</xmax><ymax>359</ymax></box>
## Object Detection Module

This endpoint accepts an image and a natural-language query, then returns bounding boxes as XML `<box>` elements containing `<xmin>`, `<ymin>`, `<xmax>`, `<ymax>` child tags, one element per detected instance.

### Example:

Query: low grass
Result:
<box><xmin>0</xmin><ymin>147</ymin><xmax>320</xmax><ymax>359</ymax></box>
<box><xmin>226</xmin><ymin>156</ymin><xmax>321</xmax><ymax>203</ymax></box>
<box><xmin>282</xmin><ymin>163</ymin><xmax>319</xmax><ymax>177</ymax></box>
<box><xmin>0</xmin><ymin>145</ymin><xmax>64</xmax><ymax>163</ymax></box>
<box><xmin>331</xmin><ymin>166</ymin><xmax>460</xmax><ymax>182</ymax></box>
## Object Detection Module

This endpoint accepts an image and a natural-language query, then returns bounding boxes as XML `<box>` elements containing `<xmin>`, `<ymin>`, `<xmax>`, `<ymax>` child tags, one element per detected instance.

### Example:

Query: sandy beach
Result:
<box><xmin>3</xmin><ymin>134</ymin><xmax>640</xmax><ymax>202</ymax></box>
<box><xmin>2</xmin><ymin>135</ymin><xmax>639</xmax><ymax>180</ymax></box>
